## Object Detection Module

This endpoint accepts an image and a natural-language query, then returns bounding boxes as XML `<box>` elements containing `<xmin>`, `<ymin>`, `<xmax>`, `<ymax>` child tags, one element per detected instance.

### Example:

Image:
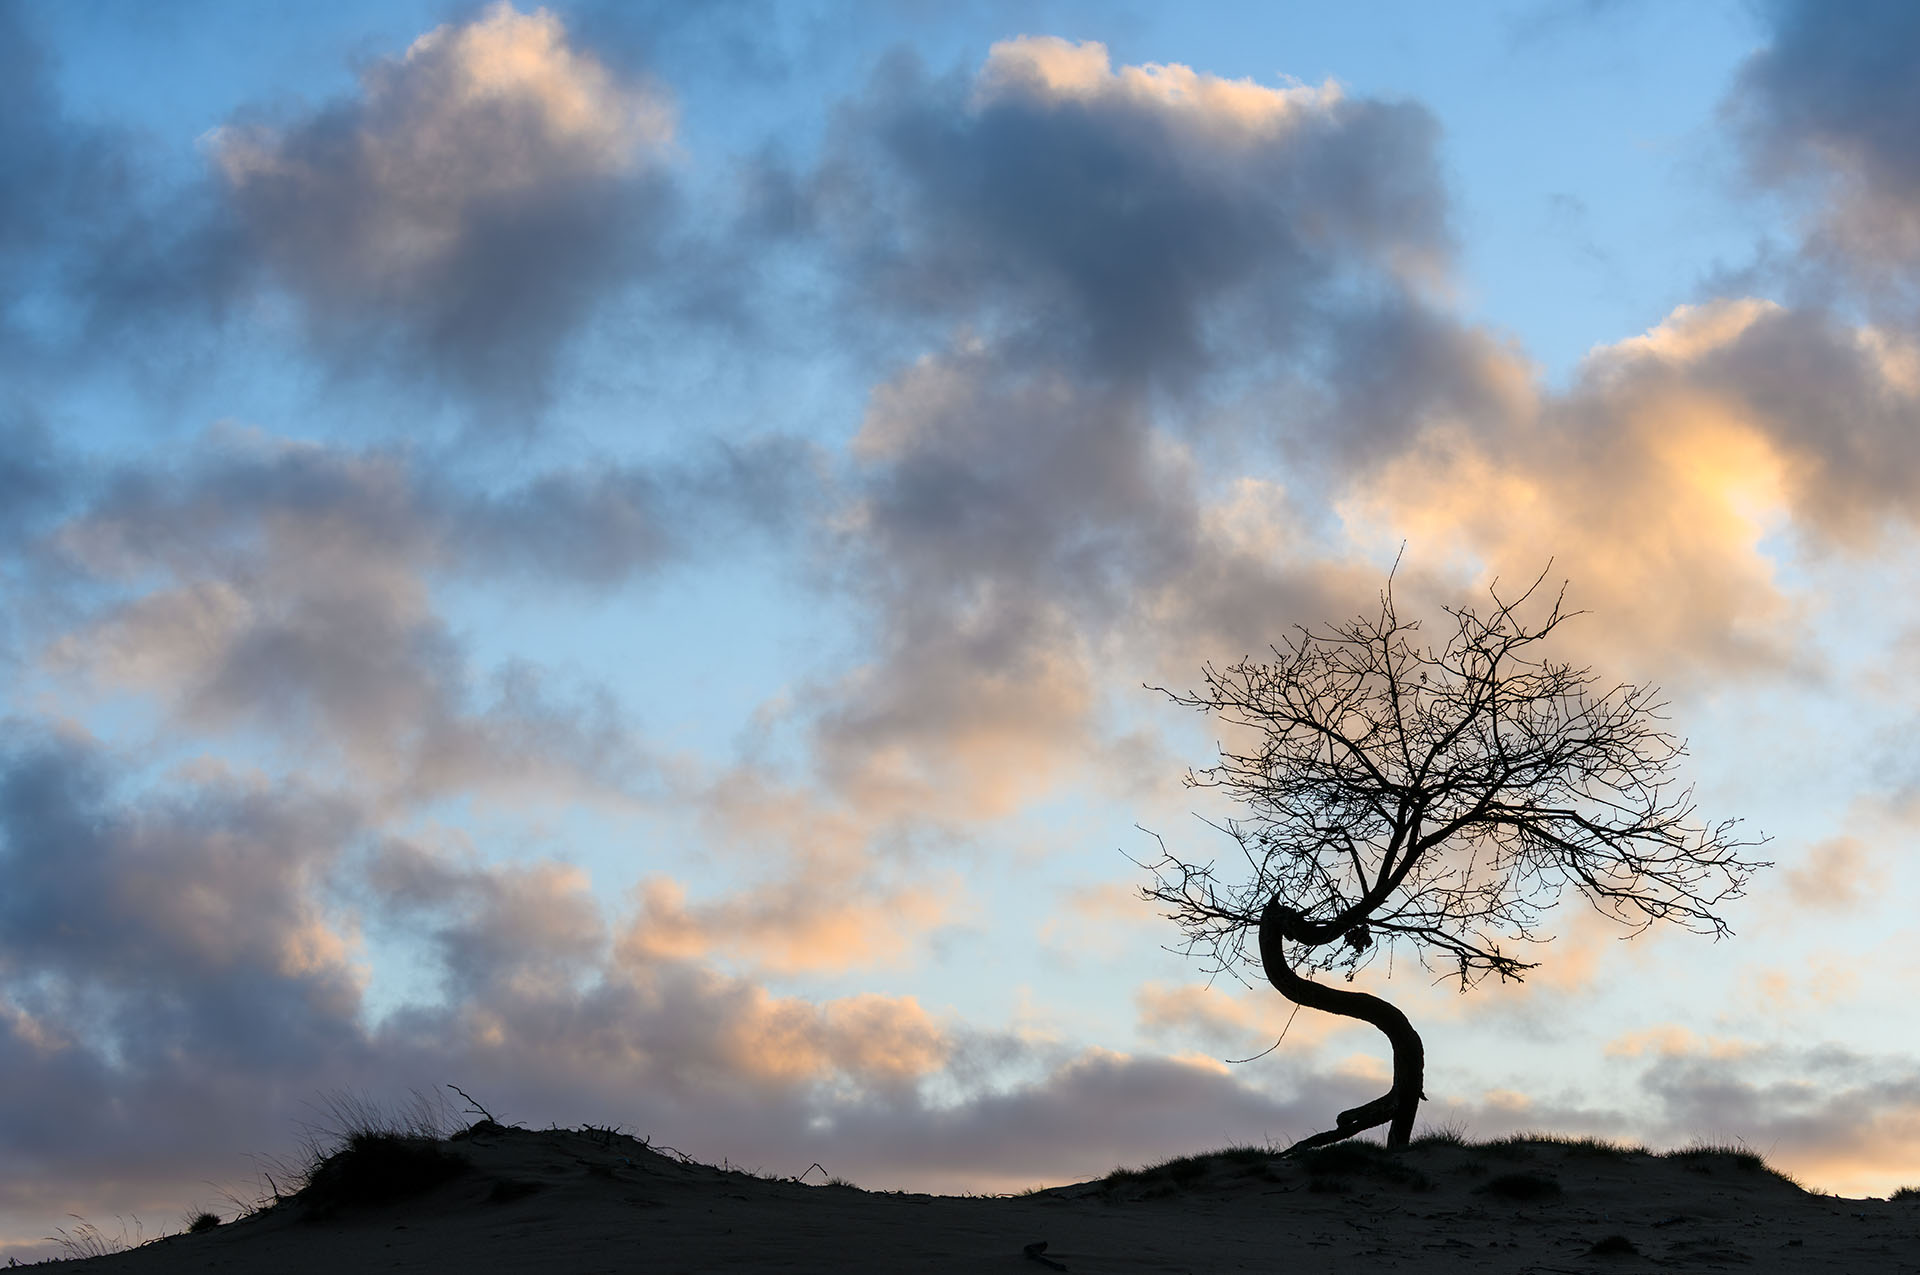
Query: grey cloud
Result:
<box><xmin>46</xmin><ymin>436</ymin><xmax>811</xmax><ymax>803</ymax></box>
<box><xmin>1731</xmin><ymin>0</ymin><xmax>1920</xmax><ymax>280</ymax></box>
<box><xmin>200</xmin><ymin>5</ymin><xmax>677</xmax><ymax>414</ymax></box>
<box><xmin>61</xmin><ymin>551</ymin><xmax>651</xmax><ymax>807</ymax></box>
<box><xmin>0</xmin><ymin>6</ymin><xmax>261</xmax><ymax>389</ymax></box>
<box><xmin>455</xmin><ymin>435</ymin><xmax>821</xmax><ymax>584</ymax></box>
<box><xmin>19</xmin><ymin>734</ymin><xmax>1872</xmax><ymax>1257</ymax></box>
<box><xmin>0</xmin><ymin>415</ymin><xmax>66</xmax><ymax>548</ymax></box>
<box><xmin>853</xmin><ymin>363</ymin><xmax>1191</xmax><ymax>616</ymax></box>
<box><xmin>33</xmin><ymin>429</ymin><xmax>820</xmax><ymax>803</ymax></box>
<box><xmin>808</xmin><ymin>337</ymin><xmax>1375</xmax><ymax>816</ymax></box>
<box><xmin>2</xmin><ymin>4</ymin><xmax>685</xmax><ymax>416</ymax></box>
<box><xmin>0</xmin><ymin>739</ymin><xmax>817</xmax><ymax>1239</ymax></box>
<box><xmin>1314</xmin><ymin>295</ymin><xmax>1530</xmax><ymax>470</ymax></box>
<box><xmin>0</xmin><ymin>734</ymin><xmax>374</xmax><ymax>1228</ymax></box>
<box><xmin>0</xmin><ymin>731</ymin><xmax>359</xmax><ymax>999</ymax></box>
<box><xmin>364</xmin><ymin>837</ymin><xmax>610</xmax><ymax>1002</ymax></box>
<box><xmin>0</xmin><ymin>733</ymin><xmax>1402</xmax><ymax>1250</ymax></box>
<box><xmin>772</xmin><ymin>38</ymin><xmax>1513</xmax><ymax>816</ymax></box>
<box><xmin>1634</xmin><ymin>1043</ymin><xmax>1920</xmax><ymax>1189</ymax></box>
<box><xmin>62</xmin><ymin>432</ymin><xmax>814</xmax><ymax>587</ymax></box>
<box><xmin>798</xmin><ymin>39</ymin><xmax>1450</xmax><ymax>388</ymax></box>
<box><xmin>0</xmin><ymin>5</ymin><xmax>153</xmax><ymax>369</ymax></box>
<box><xmin>819</xmin><ymin>1050</ymin><xmax>1338</xmax><ymax>1188</ymax></box>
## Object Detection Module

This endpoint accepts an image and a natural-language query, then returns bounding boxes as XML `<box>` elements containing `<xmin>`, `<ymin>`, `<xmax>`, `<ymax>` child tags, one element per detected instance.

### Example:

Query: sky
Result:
<box><xmin>5</xmin><ymin>0</ymin><xmax>1920</xmax><ymax>1257</ymax></box>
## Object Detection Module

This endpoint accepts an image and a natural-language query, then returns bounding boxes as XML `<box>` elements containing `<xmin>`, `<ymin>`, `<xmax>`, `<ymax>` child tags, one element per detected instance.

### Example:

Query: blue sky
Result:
<box><xmin>6</xmin><ymin>0</ymin><xmax>1920</xmax><ymax>1258</ymax></box>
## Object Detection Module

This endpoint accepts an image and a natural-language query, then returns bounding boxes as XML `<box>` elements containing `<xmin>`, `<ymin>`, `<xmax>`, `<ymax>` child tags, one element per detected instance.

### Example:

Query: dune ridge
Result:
<box><xmin>40</xmin><ymin>1122</ymin><xmax>1920</xmax><ymax>1273</ymax></box>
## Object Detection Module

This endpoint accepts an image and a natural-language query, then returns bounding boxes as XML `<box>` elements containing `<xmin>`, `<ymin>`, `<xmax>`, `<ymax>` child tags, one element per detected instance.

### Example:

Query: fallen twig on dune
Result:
<box><xmin>1023</xmin><ymin>1239</ymin><xmax>1068</xmax><ymax>1270</ymax></box>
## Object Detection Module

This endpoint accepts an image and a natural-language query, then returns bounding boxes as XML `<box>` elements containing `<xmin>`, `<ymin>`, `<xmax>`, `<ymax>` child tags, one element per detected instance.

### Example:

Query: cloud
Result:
<box><xmin>0</xmin><ymin>414</ymin><xmax>65</xmax><ymax>555</ymax></box>
<box><xmin>1344</xmin><ymin>297</ymin><xmax>1920</xmax><ymax>680</ymax></box>
<box><xmin>4</xmin><ymin>719</ymin><xmax>1911</xmax><ymax>1255</ymax></box>
<box><xmin>1635</xmin><ymin>1039</ymin><xmax>1920</xmax><ymax>1196</ymax></box>
<box><xmin>1605</xmin><ymin>1024</ymin><xmax>1753</xmax><ymax>1061</ymax></box>
<box><xmin>0</xmin><ymin>5</ymin><xmax>156</xmax><ymax>374</ymax></box>
<box><xmin>1039</xmin><ymin>881</ymin><xmax>1162</xmax><ymax>965</ymax></box>
<box><xmin>364</xmin><ymin>838</ymin><xmax>957</xmax><ymax>1104</ymax></box>
<box><xmin>364</xmin><ymin>838</ymin><xmax>610</xmax><ymax>1002</ymax></box>
<box><xmin>453</xmin><ymin>433</ymin><xmax>819</xmax><ymax>585</ymax></box>
<box><xmin>1782</xmin><ymin>835</ymin><xmax>1884</xmax><ymax>912</ymax></box>
<box><xmin>1730</xmin><ymin>0</ymin><xmax>1920</xmax><ymax>281</ymax></box>
<box><xmin>0</xmin><ymin>731</ymin><xmax>1365</xmax><ymax>1248</ymax></box>
<box><xmin>35</xmin><ymin>430</ymin><xmax>812</xmax><ymax>803</ymax></box>
<box><xmin>0</xmin><ymin>731</ymin><xmax>954</xmax><ymax>1245</ymax></box>
<box><xmin>798</xmin><ymin>36</ymin><xmax>1449</xmax><ymax>388</ymax></box>
<box><xmin>1134</xmin><ymin>981</ymin><xmax>1358</xmax><ymax>1059</ymax></box>
<box><xmin>762</xmin><ymin>38</ymin><xmax>1540</xmax><ymax>822</ymax></box>
<box><xmin>202</xmin><ymin>3</ymin><xmax>675</xmax><ymax>409</ymax></box>
<box><xmin>805</xmin><ymin>333</ymin><xmax>1379</xmax><ymax>819</ymax></box>
<box><xmin>54</xmin><ymin>427</ymin><xmax>814</xmax><ymax>586</ymax></box>
<box><xmin>819</xmin><ymin>1048</ymin><xmax>1330</xmax><ymax>1190</ymax></box>
<box><xmin>0</xmin><ymin>730</ymin><xmax>363</xmax><ymax>1008</ymax></box>
<box><xmin>0</xmin><ymin>733</ymin><xmax>376</xmax><ymax>1239</ymax></box>
<box><xmin>622</xmin><ymin>875</ymin><xmax>951</xmax><ymax>974</ymax></box>
<box><xmin>48</xmin><ymin>526</ymin><xmax>647</xmax><ymax>806</ymax></box>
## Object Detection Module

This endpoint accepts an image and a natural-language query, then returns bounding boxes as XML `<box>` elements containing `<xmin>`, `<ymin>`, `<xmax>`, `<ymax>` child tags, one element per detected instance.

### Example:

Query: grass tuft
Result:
<box><xmin>1484</xmin><ymin>1131</ymin><xmax>1650</xmax><ymax>1159</ymax></box>
<box><xmin>1102</xmin><ymin>1144</ymin><xmax>1278</xmax><ymax>1191</ymax></box>
<box><xmin>296</xmin><ymin>1130</ymin><xmax>470</xmax><ymax>1210</ymax></box>
<box><xmin>1410</xmin><ymin>1128</ymin><xmax>1468</xmax><ymax>1149</ymax></box>
<box><xmin>1665</xmin><ymin>1143</ymin><xmax>1766</xmax><ymax>1174</ymax></box>
<box><xmin>1891</xmin><ymin>1185</ymin><xmax>1920</xmax><ymax>1202</ymax></box>
<box><xmin>47</xmin><ymin>1215</ymin><xmax>143</xmax><ymax>1259</ymax></box>
<box><xmin>186</xmin><ymin>1210</ymin><xmax>222</xmax><ymax>1234</ymax></box>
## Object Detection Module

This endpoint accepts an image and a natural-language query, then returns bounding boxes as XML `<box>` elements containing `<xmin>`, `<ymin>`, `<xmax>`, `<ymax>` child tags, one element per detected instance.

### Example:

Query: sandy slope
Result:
<box><xmin>41</xmin><ymin>1125</ymin><xmax>1920</xmax><ymax>1273</ymax></box>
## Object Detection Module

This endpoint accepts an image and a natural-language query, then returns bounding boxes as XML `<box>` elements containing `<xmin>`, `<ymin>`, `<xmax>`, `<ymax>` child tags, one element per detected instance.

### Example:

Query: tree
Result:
<box><xmin>1138</xmin><ymin>568</ymin><xmax>1768</xmax><ymax>1151</ymax></box>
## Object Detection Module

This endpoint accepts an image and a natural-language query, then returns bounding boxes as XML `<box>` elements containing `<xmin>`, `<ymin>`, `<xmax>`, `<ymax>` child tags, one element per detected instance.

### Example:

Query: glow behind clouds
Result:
<box><xmin>4</xmin><ymin>0</ymin><xmax>1920</xmax><ymax>1260</ymax></box>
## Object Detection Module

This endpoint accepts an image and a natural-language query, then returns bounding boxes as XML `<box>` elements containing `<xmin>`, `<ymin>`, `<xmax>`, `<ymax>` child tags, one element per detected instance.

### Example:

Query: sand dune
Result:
<box><xmin>43</xmin><ymin>1124</ymin><xmax>1920</xmax><ymax>1273</ymax></box>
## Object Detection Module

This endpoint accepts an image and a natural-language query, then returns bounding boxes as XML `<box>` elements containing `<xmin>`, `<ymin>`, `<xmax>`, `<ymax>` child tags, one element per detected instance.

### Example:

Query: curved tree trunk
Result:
<box><xmin>1259</xmin><ymin>900</ymin><xmax>1424</xmax><ymax>1151</ymax></box>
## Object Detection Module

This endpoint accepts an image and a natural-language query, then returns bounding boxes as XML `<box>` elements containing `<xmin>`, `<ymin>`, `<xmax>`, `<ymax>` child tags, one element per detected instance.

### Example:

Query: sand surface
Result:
<box><xmin>41</xmin><ymin>1125</ymin><xmax>1920</xmax><ymax>1273</ymax></box>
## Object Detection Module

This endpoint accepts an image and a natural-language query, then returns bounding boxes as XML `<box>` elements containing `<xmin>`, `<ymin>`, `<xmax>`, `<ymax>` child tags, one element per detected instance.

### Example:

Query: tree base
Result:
<box><xmin>1282</xmin><ymin>1089</ymin><xmax>1410</xmax><ymax>1155</ymax></box>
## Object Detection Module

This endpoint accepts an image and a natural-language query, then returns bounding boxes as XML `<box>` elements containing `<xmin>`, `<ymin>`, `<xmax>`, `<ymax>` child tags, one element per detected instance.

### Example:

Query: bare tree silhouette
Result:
<box><xmin>1139</xmin><ymin>566</ymin><xmax>1768</xmax><ymax>1151</ymax></box>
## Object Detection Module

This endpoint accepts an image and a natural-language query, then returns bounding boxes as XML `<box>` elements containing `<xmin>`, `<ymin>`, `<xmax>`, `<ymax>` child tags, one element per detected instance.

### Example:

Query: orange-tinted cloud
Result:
<box><xmin>1134</xmin><ymin>980</ymin><xmax>1356</xmax><ymax>1057</ymax></box>
<box><xmin>1342</xmin><ymin>298</ymin><xmax>1920</xmax><ymax>683</ymax></box>
<box><xmin>620</xmin><ymin>875</ymin><xmax>949</xmax><ymax>974</ymax></box>
<box><xmin>1783</xmin><ymin>835</ymin><xmax>1884</xmax><ymax>912</ymax></box>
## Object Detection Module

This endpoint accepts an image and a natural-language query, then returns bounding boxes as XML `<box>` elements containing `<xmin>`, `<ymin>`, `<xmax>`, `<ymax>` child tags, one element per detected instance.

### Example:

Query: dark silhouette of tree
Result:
<box><xmin>1138</xmin><ymin>568</ymin><xmax>1768</xmax><ymax>1151</ymax></box>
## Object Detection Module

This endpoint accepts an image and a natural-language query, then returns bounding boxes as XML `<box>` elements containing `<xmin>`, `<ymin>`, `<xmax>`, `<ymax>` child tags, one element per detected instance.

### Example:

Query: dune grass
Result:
<box><xmin>1295</xmin><ymin>1140</ymin><xmax>1434</xmax><ymax>1191</ymax></box>
<box><xmin>46</xmin><ymin>1215</ymin><xmax>143</xmax><ymax>1260</ymax></box>
<box><xmin>1483</xmin><ymin>1131</ymin><xmax>1653</xmax><ymax>1158</ymax></box>
<box><xmin>1667</xmin><ymin>1143</ymin><xmax>1767</xmax><ymax>1172</ymax></box>
<box><xmin>296</xmin><ymin>1128</ymin><xmax>471</xmax><ymax>1210</ymax></box>
<box><xmin>1090</xmin><ymin>1128</ymin><xmax>1809</xmax><ymax>1199</ymax></box>
<box><xmin>271</xmin><ymin>1089</ymin><xmax>474</xmax><ymax>1214</ymax></box>
<box><xmin>1103</xmin><ymin>1144</ymin><xmax>1277</xmax><ymax>1189</ymax></box>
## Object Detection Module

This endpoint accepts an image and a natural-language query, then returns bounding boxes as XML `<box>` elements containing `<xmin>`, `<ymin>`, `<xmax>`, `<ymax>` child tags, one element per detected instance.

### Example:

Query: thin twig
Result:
<box><xmin>446</xmin><ymin>1084</ymin><xmax>499</xmax><ymax>1125</ymax></box>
